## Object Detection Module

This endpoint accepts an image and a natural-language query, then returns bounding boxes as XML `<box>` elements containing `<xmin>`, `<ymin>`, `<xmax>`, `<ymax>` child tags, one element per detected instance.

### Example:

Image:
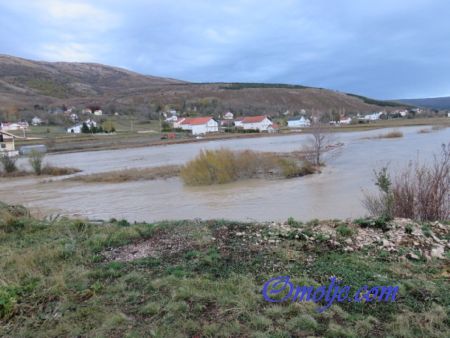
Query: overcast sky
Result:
<box><xmin>0</xmin><ymin>0</ymin><xmax>449</xmax><ymax>99</ymax></box>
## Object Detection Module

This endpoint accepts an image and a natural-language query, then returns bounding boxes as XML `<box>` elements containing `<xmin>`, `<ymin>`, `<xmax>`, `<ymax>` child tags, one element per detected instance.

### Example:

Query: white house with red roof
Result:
<box><xmin>180</xmin><ymin>117</ymin><xmax>219</xmax><ymax>135</ymax></box>
<box><xmin>237</xmin><ymin>115</ymin><xmax>273</xmax><ymax>132</ymax></box>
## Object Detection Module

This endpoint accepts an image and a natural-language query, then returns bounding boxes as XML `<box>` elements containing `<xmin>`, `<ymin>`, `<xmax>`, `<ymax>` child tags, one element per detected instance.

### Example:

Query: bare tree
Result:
<box><xmin>304</xmin><ymin>122</ymin><xmax>335</xmax><ymax>166</ymax></box>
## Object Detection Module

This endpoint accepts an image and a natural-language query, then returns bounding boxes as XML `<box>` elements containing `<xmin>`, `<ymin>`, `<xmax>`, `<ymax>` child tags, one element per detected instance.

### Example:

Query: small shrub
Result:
<box><xmin>0</xmin><ymin>155</ymin><xmax>17</xmax><ymax>173</ymax></box>
<box><xmin>354</xmin><ymin>217</ymin><xmax>391</xmax><ymax>232</ymax></box>
<box><xmin>279</xmin><ymin>159</ymin><xmax>315</xmax><ymax>178</ymax></box>
<box><xmin>117</xmin><ymin>219</ymin><xmax>131</xmax><ymax>227</ymax></box>
<box><xmin>41</xmin><ymin>166</ymin><xmax>81</xmax><ymax>176</ymax></box>
<box><xmin>336</xmin><ymin>224</ymin><xmax>353</xmax><ymax>237</ymax></box>
<box><xmin>405</xmin><ymin>223</ymin><xmax>414</xmax><ymax>235</ymax></box>
<box><xmin>0</xmin><ymin>215</ymin><xmax>26</xmax><ymax>233</ymax></box>
<box><xmin>364</xmin><ymin>143</ymin><xmax>450</xmax><ymax>222</ymax></box>
<box><xmin>306</xmin><ymin>219</ymin><xmax>320</xmax><ymax>227</ymax></box>
<box><xmin>287</xmin><ymin>217</ymin><xmax>302</xmax><ymax>228</ymax></box>
<box><xmin>377</xmin><ymin>130</ymin><xmax>403</xmax><ymax>138</ymax></box>
<box><xmin>28</xmin><ymin>150</ymin><xmax>45</xmax><ymax>175</ymax></box>
<box><xmin>0</xmin><ymin>287</ymin><xmax>16</xmax><ymax>319</ymax></box>
<box><xmin>421</xmin><ymin>224</ymin><xmax>432</xmax><ymax>237</ymax></box>
<box><xmin>362</xmin><ymin>167</ymin><xmax>394</xmax><ymax>220</ymax></box>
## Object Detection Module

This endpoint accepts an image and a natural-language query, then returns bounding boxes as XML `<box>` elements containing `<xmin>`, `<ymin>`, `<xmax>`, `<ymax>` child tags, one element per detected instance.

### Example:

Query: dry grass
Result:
<box><xmin>67</xmin><ymin>165</ymin><xmax>181</xmax><ymax>183</ymax></box>
<box><xmin>41</xmin><ymin>166</ymin><xmax>81</xmax><ymax>176</ymax></box>
<box><xmin>377</xmin><ymin>130</ymin><xmax>404</xmax><ymax>139</ymax></box>
<box><xmin>418</xmin><ymin>125</ymin><xmax>447</xmax><ymax>134</ymax></box>
<box><xmin>0</xmin><ymin>166</ymin><xmax>80</xmax><ymax>178</ymax></box>
<box><xmin>180</xmin><ymin>148</ymin><xmax>315</xmax><ymax>185</ymax></box>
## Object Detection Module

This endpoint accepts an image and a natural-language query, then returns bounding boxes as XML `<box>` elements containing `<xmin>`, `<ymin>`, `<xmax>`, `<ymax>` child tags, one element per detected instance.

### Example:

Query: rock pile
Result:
<box><xmin>255</xmin><ymin>218</ymin><xmax>449</xmax><ymax>261</ymax></box>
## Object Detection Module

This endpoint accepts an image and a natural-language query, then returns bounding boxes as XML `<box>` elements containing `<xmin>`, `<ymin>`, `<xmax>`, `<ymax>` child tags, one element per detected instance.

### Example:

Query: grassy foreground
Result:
<box><xmin>0</xmin><ymin>202</ymin><xmax>449</xmax><ymax>337</ymax></box>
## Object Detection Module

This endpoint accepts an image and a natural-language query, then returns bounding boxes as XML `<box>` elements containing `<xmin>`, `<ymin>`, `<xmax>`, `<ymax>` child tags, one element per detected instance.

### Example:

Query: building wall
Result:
<box><xmin>191</xmin><ymin>120</ymin><xmax>219</xmax><ymax>135</ymax></box>
<box><xmin>243</xmin><ymin>118</ymin><xmax>272</xmax><ymax>131</ymax></box>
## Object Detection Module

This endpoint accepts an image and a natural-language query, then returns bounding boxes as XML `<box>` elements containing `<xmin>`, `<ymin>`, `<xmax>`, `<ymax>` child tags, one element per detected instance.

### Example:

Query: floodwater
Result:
<box><xmin>2</xmin><ymin>126</ymin><xmax>449</xmax><ymax>222</ymax></box>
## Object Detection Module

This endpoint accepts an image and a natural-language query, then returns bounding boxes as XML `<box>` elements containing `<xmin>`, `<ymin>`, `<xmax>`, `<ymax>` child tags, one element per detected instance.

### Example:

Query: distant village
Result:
<box><xmin>1</xmin><ymin>103</ymin><xmax>448</xmax><ymax>157</ymax></box>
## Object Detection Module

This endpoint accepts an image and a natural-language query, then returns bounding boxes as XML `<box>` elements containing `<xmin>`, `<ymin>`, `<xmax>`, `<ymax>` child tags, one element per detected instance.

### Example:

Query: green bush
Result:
<box><xmin>287</xmin><ymin>217</ymin><xmax>302</xmax><ymax>228</ymax></box>
<box><xmin>0</xmin><ymin>287</ymin><xmax>16</xmax><ymax>319</ymax></box>
<box><xmin>0</xmin><ymin>155</ymin><xmax>17</xmax><ymax>173</ymax></box>
<box><xmin>278</xmin><ymin>158</ymin><xmax>315</xmax><ymax>178</ymax></box>
<box><xmin>336</xmin><ymin>224</ymin><xmax>354</xmax><ymax>237</ymax></box>
<box><xmin>28</xmin><ymin>150</ymin><xmax>45</xmax><ymax>175</ymax></box>
<box><xmin>354</xmin><ymin>216</ymin><xmax>391</xmax><ymax>232</ymax></box>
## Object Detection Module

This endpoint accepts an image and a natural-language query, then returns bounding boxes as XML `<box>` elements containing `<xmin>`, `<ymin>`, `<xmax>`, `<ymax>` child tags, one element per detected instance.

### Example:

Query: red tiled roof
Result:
<box><xmin>181</xmin><ymin>117</ymin><xmax>214</xmax><ymax>125</ymax></box>
<box><xmin>241</xmin><ymin>116</ymin><xmax>269</xmax><ymax>124</ymax></box>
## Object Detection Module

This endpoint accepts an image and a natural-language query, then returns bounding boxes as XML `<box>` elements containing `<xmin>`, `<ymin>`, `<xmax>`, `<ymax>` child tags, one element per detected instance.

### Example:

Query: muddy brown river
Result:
<box><xmin>1</xmin><ymin>126</ymin><xmax>449</xmax><ymax>222</ymax></box>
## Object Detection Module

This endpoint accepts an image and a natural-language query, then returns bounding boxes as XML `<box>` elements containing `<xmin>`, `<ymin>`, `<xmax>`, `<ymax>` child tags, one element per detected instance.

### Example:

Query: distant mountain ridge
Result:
<box><xmin>0</xmin><ymin>54</ymin><xmax>409</xmax><ymax>115</ymax></box>
<box><xmin>395</xmin><ymin>96</ymin><xmax>450</xmax><ymax>110</ymax></box>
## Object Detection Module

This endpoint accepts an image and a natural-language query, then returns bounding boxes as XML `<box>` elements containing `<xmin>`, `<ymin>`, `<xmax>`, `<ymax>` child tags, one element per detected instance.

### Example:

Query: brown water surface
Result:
<box><xmin>2</xmin><ymin>126</ymin><xmax>449</xmax><ymax>222</ymax></box>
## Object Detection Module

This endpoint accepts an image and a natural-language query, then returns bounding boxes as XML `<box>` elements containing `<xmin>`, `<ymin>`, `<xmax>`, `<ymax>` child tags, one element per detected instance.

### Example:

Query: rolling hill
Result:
<box><xmin>0</xmin><ymin>54</ymin><xmax>408</xmax><ymax>116</ymax></box>
<box><xmin>396</xmin><ymin>97</ymin><xmax>450</xmax><ymax>110</ymax></box>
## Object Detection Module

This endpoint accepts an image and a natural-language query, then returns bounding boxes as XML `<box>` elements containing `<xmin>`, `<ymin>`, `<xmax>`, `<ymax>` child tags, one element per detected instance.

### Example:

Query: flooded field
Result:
<box><xmin>2</xmin><ymin>126</ymin><xmax>449</xmax><ymax>222</ymax></box>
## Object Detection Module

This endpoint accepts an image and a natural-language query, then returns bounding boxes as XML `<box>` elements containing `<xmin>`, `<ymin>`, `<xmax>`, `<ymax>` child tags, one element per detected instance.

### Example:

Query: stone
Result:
<box><xmin>406</xmin><ymin>252</ymin><xmax>420</xmax><ymax>260</ymax></box>
<box><xmin>431</xmin><ymin>245</ymin><xmax>445</xmax><ymax>259</ymax></box>
<box><xmin>344</xmin><ymin>238</ymin><xmax>353</xmax><ymax>245</ymax></box>
<box><xmin>382</xmin><ymin>239</ymin><xmax>391</xmax><ymax>247</ymax></box>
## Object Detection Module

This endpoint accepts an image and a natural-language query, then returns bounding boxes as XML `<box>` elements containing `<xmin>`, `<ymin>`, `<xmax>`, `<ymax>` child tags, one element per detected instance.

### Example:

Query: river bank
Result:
<box><xmin>15</xmin><ymin>117</ymin><xmax>450</xmax><ymax>155</ymax></box>
<box><xmin>0</xmin><ymin>202</ymin><xmax>448</xmax><ymax>337</ymax></box>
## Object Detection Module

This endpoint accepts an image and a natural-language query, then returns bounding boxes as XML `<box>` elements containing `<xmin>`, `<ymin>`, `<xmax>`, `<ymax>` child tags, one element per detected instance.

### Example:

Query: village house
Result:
<box><xmin>165</xmin><ymin>115</ymin><xmax>179</xmax><ymax>123</ymax></box>
<box><xmin>339</xmin><ymin>116</ymin><xmax>352</xmax><ymax>125</ymax></box>
<box><xmin>70</xmin><ymin>113</ymin><xmax>79</xmax><ymax>122</ymax></box>
<box><xmin>94</xmin><ymin>110</ymin><xmax>103</xmax><ymax>116</ymax></box>
<box><xmin>268</xmin><ymin>123</ymin><xmax>280</xmax><ymax>133</ymax></box>
<box><xmin>223</xmin><ymin>112</ymin><xmax>234</xmax><ymax>120</ymax></box>
<box><xmin>237</xmin><ymin>116</ymin><xmax>273</xmax><ymax>132</ymax></box>
<box><xmin>0</xmin><ymin>122</ymin><xmax>29</xmax><ymax>131</ymax></box>
<box><xmin>31</xmin><ymin>117</ymin><xmax>43</xmax><ymax>126</ymax></box>
<box><xmin>363</xmin><ymin>112</ymin><xmax>383</xmax><ymax>121</ymax></box>
<box><xmin>287</xmin><ymin>116</ymin><xmax>311</xmax><ymax>128</ymax></box>
<box><xmin>172</xmin><ymin>117</ymin><xmax>186</xmax><ymax>129</ymax></box>
<box><xmin>67</xmin><ymin>119</ymin><xmax>97</xmax><ymax>134</ymax></box>
<box><xmin>180</xmin><ymin>117</ymin><xmax>219</xmax><ymax>135</ymax></box>
<box><xmin>0</xmin><ymin>130</ymin><xmax>19</xmax><ymax>157</ymax></box>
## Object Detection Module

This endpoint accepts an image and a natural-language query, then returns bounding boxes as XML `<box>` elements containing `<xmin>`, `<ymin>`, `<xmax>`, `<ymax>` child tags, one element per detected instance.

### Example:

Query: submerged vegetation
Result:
<box><xmin>180</xmin><ymin>148</ymin><xmax>316</xmax><ymax>185</ymax></box>
<box><xmin>0</xmin><ymin>158</ymin><xmax>80</xmax><ymax>178</ymax></box>
<box><xmin>0</xmin><ymin>201</ymin><xmax>448</xmax><ymax>337</ymax></box>
<box><xmin>377</xmin><ymin>130</ymin><xmax>404</xmax><ymax>139</ymax></box>
<box><xmin>67</xmin><ymin>165</ymin><xmax>181</xmax><ymax>183</ymax></box>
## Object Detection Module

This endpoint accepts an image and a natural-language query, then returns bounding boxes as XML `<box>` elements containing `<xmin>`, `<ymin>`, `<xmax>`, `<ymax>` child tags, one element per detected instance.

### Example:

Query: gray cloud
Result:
<box><xmin>0</xmin><ymin>0</ymin><xmax>449</xmax><ymax>99</ymax></box>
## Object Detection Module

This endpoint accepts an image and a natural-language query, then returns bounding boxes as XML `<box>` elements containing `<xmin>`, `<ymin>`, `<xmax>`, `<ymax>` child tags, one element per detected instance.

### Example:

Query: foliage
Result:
<box><xmin>362</xmin><ymin>167</ymin><xmax>394</xmax><ymax>220</ymax></box>
<box><xmin>180</xmin><ymin>149</ymin><xmax>315</xmax><ymax>185</ymax></box>
<box><xmin>219</xmin><ymin>82</ymin><xmax>309</xmax><ymax>90</ymax></box>
<box><xmin>81</xmin><ymin>122</ymin><xmax>90</xmax><ymax>133</ymax></box>
<box><xmin>336</xmin><ymin>224</ymin><xmax>354</xmax><ymax>237</ymax></box>
<box><xmin>364</xmin><ymin>143</ymin><xmax>450</xmax><ymax>222</ymax></box>
<box><xmin>0</xmin><ymin>155</ymin><xmax>17</xmax><ymax>173</ymax></box>
<box><xmin>28</xmin><ymin>150</ymin><xmax>45</xmax><ymax>175</ymax></box>
<box><xmin>346</xmin><ymin>93</ymin><xmax>407</xmax><ymax>107</ymax></box>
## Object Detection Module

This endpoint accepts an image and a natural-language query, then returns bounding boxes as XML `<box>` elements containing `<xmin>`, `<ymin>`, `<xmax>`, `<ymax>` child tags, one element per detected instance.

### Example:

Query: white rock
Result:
<box><xmin>431</xmin><ymin>245</ymin><xmax>445</xmax><ymax>259</ymax></box>
<box><xmin>406</xmin><ymin>252</ymin><xmax>420</xmax><ymax>260</ymax></box>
